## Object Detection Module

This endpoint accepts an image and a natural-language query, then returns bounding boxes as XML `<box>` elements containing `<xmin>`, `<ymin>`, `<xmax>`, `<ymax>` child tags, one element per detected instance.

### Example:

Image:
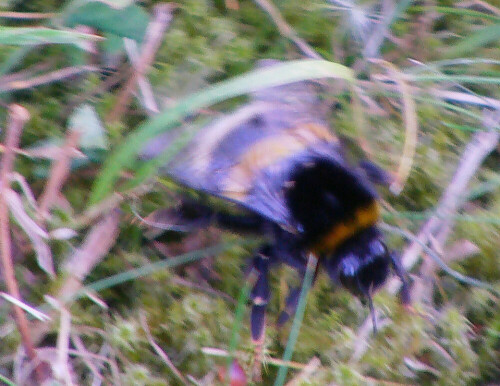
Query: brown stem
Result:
<box><xmin>0</xmin><ymin>105</ymin><xmax>46</xmax><ymax>383</ymax></box>
<box><xmin>253</xmin><ymin>0</ymin><xmax>322</xmax><ymax>59</ymax></box>
<box><xmin>38</xmin><ymin>130</ymin><xmax>81</xmax><ymax>219</ymax></box>
<box><xmin>0</xmin><ymin>65</ymin><xmax>98</xmax><ymax>92</ymax></box>
<box><xmin>107</xmin><ymin>3</ymin><xmax>176</xmax><ymax>122</ymax></box>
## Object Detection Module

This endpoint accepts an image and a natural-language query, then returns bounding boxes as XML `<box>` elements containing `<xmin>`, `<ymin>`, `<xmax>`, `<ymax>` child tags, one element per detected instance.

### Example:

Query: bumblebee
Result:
<box><xmin>144</xmin><ymin>60</ymin><xmax>410</xmax><ymax>342</ymax></box>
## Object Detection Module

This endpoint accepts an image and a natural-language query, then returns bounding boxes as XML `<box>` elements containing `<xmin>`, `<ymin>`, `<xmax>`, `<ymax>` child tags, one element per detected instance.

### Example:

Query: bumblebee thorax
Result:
<box><xmin>284</xmin><ymin>155</ymin><xmax>379</xmax><ymax>250</ymax></box>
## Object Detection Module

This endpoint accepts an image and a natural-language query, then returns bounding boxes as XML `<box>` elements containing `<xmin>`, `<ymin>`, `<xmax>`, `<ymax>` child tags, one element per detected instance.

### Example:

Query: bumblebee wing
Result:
<box><xmin>143</xmin><ymin>71</ymin><xmax>336</xmax><ymax>229</ymax></box>
<box><xmin>167</xmin><ymin>105</ymin><xmax>340</xmax><ymax>230</ymax></box>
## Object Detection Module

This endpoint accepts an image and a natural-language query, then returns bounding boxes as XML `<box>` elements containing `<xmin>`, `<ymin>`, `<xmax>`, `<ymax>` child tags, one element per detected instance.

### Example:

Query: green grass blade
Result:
<box><xmin>0</xmin><ymin>373</ymin><xmax>16</xmax><ymax>386</ymax></box>
<box><xmin>0</xmin><ymin>46</ymin><xmax>33</xmax><ymax>78</ymax></box>
<box><xmin>0</xmin><ymin>26</ymin><xmax>102</xmax><ymax>46</ymax></box>
<box><xmin>120</xmin><ymin>122</ymin><xmax>204</xmax><ymax>192</ymax></box>
<box><xmin>410</xmin><ymin>6</ymin><xmax>500</xmax><ymax>22</ymax></box>
<box><xmin>225</xmin><ymin>273</ymin><xmax>255</xmax><ymax>385</ymax></box>
<box><xmin>76</xmin><ymin>242</ymin><xmax>233</xmax><ymax>300</ymax></box>
<box><xmin>406</xmin><ymin>58</ymin><xmax>500</xmax><ymax>74</ymax></box>
<box><xmin>274</xmin><ymin>254</ymin><xmax>318</xmax><ymax>386</ymax></box>
<box><xmin>447</xmin><ymin>23</ymin><xmax>500</xmax><ymax>58</ymax></box>
<box><xmin>408</xmin><ymin>74</ymin><xmax>500</xmax><ymax>85</ymax></box>
<box><xmin>88</xmin><ymin>59</ymin><xmax>354</xmax><ymax>206</ymax></box>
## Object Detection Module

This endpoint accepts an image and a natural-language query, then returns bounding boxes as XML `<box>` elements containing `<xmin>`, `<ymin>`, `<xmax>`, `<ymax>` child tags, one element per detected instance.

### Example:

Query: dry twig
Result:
<box><xmin>123</xmin><ymin>38</ymin><xmax>160</xmax><ymax>115</ymax></box>
<box><xmin>139</xmin><ymin>312</ymin><xmax>187</xmax><ymax>384</ymax></box>
<box><xmin>55</xmin><ymin>305</ymin><xmax>73</xmax><ymax>385</ymax></box>
<box><xmin>58</xmin><ymin>208</ymin><xmax>122</xmax><ymax>303</ymax></box>
<box><xmin>285</xmin><ymin>356</ymin><xmax>321</xmax><ymax>386</ymax></box>
<box><xmin>0</xmin><ymin>105</ymin><xmax>47</xmax><ymax>383</ymax></box>
<box><xmin>0</xmin><ymin>11</ymin><xmax>57</xmax><ymax>19</ymax></box>
<box><xmin>107</xmin><ymin>3</ymin><xmax>176</xmax><ymax>122</ymax></box>
<box><xmin>70</xmin><ymin>334</ymin><xmax>104</xmax><ymax>384</ymax></box>
<box><xmin>369</xmin><ymin>59</ymin><xmax>418</xmax><ymax>194</ymax></box>
<box><xmin>0</xmin><ymin>65</ymin><xmax>98</xmax><ymax>92</ymax></box>
<box><xmin>352</xmin><ymin>112</ymin><xmax>500</xmax><ymax>361</ymax></box>
<box><xmin>253</xmin><ymin>0</ymin><xmax>322</xmax><ymax>59</ymax></box>
<box><xmin>38</xmin><ymin>130</ymin><xmax>81</xmax><ymax>219</ymax></box>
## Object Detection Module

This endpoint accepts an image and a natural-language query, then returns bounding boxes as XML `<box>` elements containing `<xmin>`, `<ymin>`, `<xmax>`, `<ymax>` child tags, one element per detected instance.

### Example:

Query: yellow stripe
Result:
<box><xmin>312</xmin><ymin>201</ymin><xmax>380</xmax><ymax>254</ymax></box>
<box><xmin>223</xmin><ymin>123</ymin><xmax>337</xmax><ymax>200</ymax></box>
<box><xmin>189</xmin><ymin>102</ymin><xmax>271</xmax><ymax>177</ymax></box>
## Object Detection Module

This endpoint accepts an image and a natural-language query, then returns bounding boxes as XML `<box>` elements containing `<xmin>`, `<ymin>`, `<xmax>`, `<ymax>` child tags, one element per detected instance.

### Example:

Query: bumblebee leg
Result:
<box><xmin>273</xmin><ymin>227</ymin><xmax>307</xmax><ymax>272</ymax></box>
<box><xmin>249</xmin><ymin>245</ymin><xmax>271</xmax><ymax>343</ymax></box>
<box><xmin>277</xmin><ymin>287</ymin><xmax>300</xmax><ymax>326</ymax></box>
<box><xmin>276</xmin><ymin>261</ymin><xmax>320</xmax><ymax>326</ymax></box>
<box><xmin>172</xmin><ymin>199</ymin><xmax>267</xmax><ymax>233</ymax></box>
<box><xmin>163</xmin><ymin>199</ymin><xmax>215</xmax><ymax>231</ymax></box>
<box><xmin>215</xmin><ymin>212</ymin><xmax>266</xmax><ymax>234</ymax></box>
<box><xmin>390</xmin><ymin>253</ymin><xmax>411</xmax><ymax>305</ymax></box>
<box><xmin>248</xmin><ymin>245</ymin><xmax>273</xmax><ymax>382</ymax></box>
<box><xmin>359</xmin><ymin>160</ymin><xmax>393</xmax><ymax>186</ymax></box>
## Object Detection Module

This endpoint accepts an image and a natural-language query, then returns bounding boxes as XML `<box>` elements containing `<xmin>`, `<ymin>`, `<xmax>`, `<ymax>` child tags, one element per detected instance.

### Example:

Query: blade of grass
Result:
<box><xmin>274</xmin><ymin>253</ymin><xmax>317</xmax><ymax>386</ymax></box>
<box><xmin>0</xmin><ymin>373</ymin><xmax>16</xmax><ymax>386</ymax></box>
<box><xmin>225</xmin><ymin>270</ymin><xmax>257</xmax><ymax>385</ymax></box>
<box><xmin>203</xmin><ymin>347</ymin><xmax>309</xmax><ymax>370</ymax></box>
<box><xmin>409</xmin><ymin>6</ymin><xmax>500</xmax><ymax>22</ymax></box>
<box><xmin>446</xmin><ymin>23</ymin><xmax>500</xmax><ymax>58</ymax></box>
<box><xmin>363</xmin><ymin>0</ymin><xmax>413</xmax><ymax>58</ymax></box>
<box><xmin>382</xmin><ymin>223</ymin><xmax>498</xmax><ymax>295</ymax></box>
<box><xmin>368</xmin><ymin>89</ymin><xmax>487</xmax><ymax>123</ymax></box>
<box><xmin>0</xmin><ymin>26</ymin><xmax>102</xmax><ymax>46</ymax></box>
<box><xmin>120</xmin><ymin>120</ymin><xmax>205</xmax><ymax>192</ymax></box>
<box><xmin>89</xmin><ymin>59</ymin><xmax>354</xmax><ymax>205</ymax></box>
<box><xmin>440</xmin><ymin>121</ymin><xmax>482</xmax><ymax>132</ymax></box>
<box><xmin>407</xmin><ymin>74</ymin><xmax>500</xmax><ymax>85</ymax></box>
<box><xmin>80</xmin><ymin>242</ymin><xmax>235</xmax><ymax>297</ymax></box>
<box><xmin>405</xmin><ymin>58</ymin><xmax>500</xmax><ymax>73</ymax></box>
<box><xmin>384</xmin><ymin>211</ymin><xmax>500</xmax><ymax>225</ymax></box>
<box><xmin>370</xmin><ymin>59</ymin><xmax>418</xmax><ymax>194</ymax></box>
<box><xmin>0</xmin><ymin>46</ymin><xmax>33</xmax><ymax>78</ymax></box>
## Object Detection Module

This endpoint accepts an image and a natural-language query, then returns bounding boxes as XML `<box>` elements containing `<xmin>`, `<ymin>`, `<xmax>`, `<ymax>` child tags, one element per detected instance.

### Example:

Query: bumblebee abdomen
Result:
<box><xmin>285</xmin><ymin>155</ymin><xmax>380</xmax><ymax>251</ymax></box>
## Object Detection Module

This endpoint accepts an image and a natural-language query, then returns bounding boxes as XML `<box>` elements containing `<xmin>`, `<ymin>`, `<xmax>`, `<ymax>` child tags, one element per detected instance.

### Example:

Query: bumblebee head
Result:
<box><xmin>328</xmin><ymin>227</ymin><xmax>390</xmax><ymax>296</ymax></box>
<box><xmin>325</xmin><ymin>227</ymin><xmax>406</xmax><ymax>331</ymax></box>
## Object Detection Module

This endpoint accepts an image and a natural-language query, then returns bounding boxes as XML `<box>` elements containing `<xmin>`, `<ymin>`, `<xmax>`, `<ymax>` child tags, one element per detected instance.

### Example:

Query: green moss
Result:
<box><xmin>1</xmin><ymin>0</ymin><xmax>499</xmax><ymax>384</ymax></box>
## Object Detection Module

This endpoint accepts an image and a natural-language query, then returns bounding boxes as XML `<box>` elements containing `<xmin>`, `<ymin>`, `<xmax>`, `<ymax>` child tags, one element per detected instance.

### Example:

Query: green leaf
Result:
<box><xmin>0</xmin><ymin>27</ymin><xmax>101</xmax><ymax>46</ymax></box>
<box><xmin>88</xmin><ymin>59</ymin><xmax>355</xmax><ymax>206</ymax></box>
<box><xmin>447</xmin><ymin>23</ymin><xmax>500</xmax><ymax>57</ymax></box>
<box><xmin>69</xmin><ymin>104</ymin><xmax>108</xmax><ymax>150</ymax></box>
<box><xmin>96</xmin><ymin>0</ymin><xmax>135</xmax><ymax>9</ymax></box>
<box><xmin>64</xmin><ymin>2</ymin><xmax>149</xmax><ymax>42</ymax></box>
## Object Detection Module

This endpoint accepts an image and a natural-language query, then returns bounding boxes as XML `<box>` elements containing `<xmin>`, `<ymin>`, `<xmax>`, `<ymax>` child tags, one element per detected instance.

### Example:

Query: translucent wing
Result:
<box><xmin>143</xmin><ymin>62</ymin><xmax>341</xmax><ymax>230</ymax></box>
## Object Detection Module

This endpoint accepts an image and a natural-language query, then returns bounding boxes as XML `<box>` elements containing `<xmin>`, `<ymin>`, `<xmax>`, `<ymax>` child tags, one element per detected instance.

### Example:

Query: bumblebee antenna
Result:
<box><xmin>358</xmin><ymin>277</ymin><xmax>378</xmax><ymax>334</ymax></box>
<box><xmin>367</xmin><ymin>291</ymin><xmax>377</xmax><ymax>334</ymax></box>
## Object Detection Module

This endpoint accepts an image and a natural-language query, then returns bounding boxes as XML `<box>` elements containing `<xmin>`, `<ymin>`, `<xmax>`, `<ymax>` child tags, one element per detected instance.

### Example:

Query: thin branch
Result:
<box><xmin>139</xmin><ymin>312</ymin><xmax>187</xmax><ymax>384</ymax></box>
<box><xmin>351</xmin><ymin>113</ymin><xmax>500</xmax><ymax>361</ymax></box>
<box><xmin>0</xmin><ymin>11</ymin><xmax>57</xmax><ymax>19</ymax></box>
<box><xmin>58</xmin><ymin>208</ymin><xmax>122</xmax><ymax>304</ymax></box>
<box><xmin>70</xmin><ymin>334</ymin><xmax>103</xmax><ymax>384</ymax></box>
<box><xmin>38</xmin><ymin>130</ymin><xmax>81</xmax><ymax>219</ymax></box>
<box><xmin>285</xmin><ymin>356</ymin><xmax>321</xmax><ymax>386</ymax></box>
<box><xmin>0</xmin><ymin>65</ymin><xmax>98</xmax><ymax>92</ymax></box>
<box><xmin>395</xmin><ymin>128</ymin><xmax>499</xmax><ymax>275</ymax></box>
<box><xmin>0</xmin><ymin>105</ymin><xmax>46</xmax><ymax>383</ymax></box>
<box><xmin>107</xmin><ymin>3</ymin><xmax>176</xmax><ymax>122</ymax></box>
<box><xmin>253</xmin><ymin>0</ymin><xmax>322</xmax><ymax>59</ymax></box>
<box><xmin>0</xmin><ymin>60</ymin><xmax>55</xmax><ymax>85</ymax></box>
<box><xmin>202</xmin><ymin>347</ymin><xmax>309</xmax><ymax>370</ymax></box>
<box><xmin>123</xmin><ymin>38</ymin><xmax>159</xmax><ymax>115</ymax></box>
<box><xmin>369</xmin><ymin>59</ymin><xmax>418</xmax><ymax>194</ymax></box>
<box><xmin>55</xmin><ymin>305</ymin><xmax>72</xmax><ymax>385</ymax></box>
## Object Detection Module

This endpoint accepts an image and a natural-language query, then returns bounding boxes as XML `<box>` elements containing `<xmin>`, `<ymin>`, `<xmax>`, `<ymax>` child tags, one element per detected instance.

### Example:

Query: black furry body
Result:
<box><xmin>144</xmin><ymin>60</ymin><xmax>409</xmax><ymax>340</ymax></box>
